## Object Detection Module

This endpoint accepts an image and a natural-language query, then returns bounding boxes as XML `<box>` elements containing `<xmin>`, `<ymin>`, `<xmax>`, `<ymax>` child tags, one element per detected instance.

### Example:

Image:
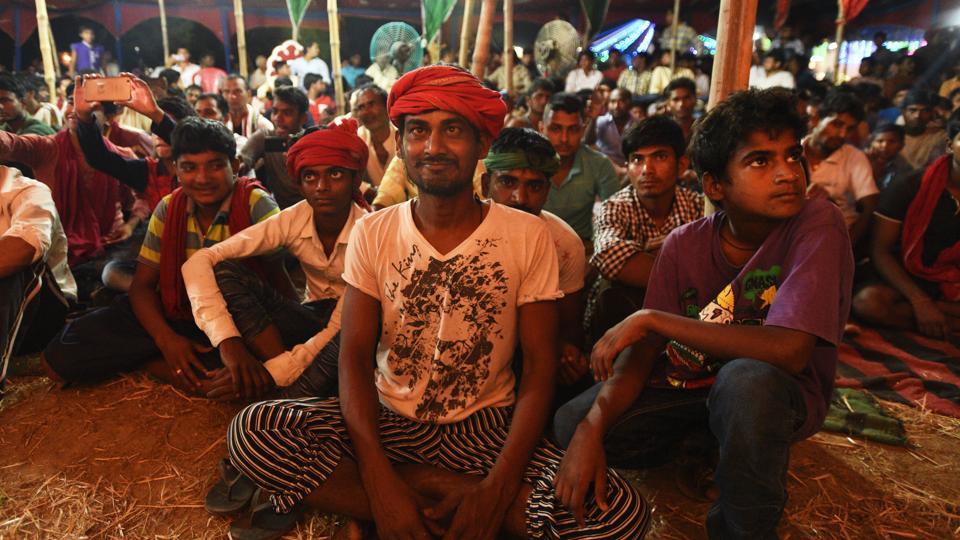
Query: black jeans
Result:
<box><xmin>1</xmin><ymin>263</ymin><xmax>70</xmax><ymax>392</ymax></box>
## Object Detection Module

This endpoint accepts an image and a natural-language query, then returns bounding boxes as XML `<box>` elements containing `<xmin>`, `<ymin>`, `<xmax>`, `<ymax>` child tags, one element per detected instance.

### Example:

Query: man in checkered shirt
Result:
<box><xmin>587</xmin><ymin>115</ymin><xmax>703</xmax><ymax>342</ymax></box>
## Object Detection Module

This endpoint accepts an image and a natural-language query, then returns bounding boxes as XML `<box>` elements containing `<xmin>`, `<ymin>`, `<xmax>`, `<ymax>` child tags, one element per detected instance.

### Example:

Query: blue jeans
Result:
<box><xmin>554</xmin><ymin>358</ymin><xmax>807</xmax><ymax>539</ymax></box>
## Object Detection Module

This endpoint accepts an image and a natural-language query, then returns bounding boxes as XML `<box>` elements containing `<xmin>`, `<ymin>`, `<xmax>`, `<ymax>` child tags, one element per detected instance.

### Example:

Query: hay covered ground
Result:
<box><xmin>1</xmin><ymin>364</ymin><xmax>959</xmax><ymax>539</ymax></box>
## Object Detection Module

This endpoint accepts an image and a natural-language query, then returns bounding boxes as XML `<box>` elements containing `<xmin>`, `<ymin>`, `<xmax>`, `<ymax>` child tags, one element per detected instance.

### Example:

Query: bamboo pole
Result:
<box><xmin>158</xmin><ymin>0</ymin><xmax>170</xmax><ymax>63</ymax></box>
<box><xmin>669</xmin><ymin>0</ymin><xmax>681</xmax><ymax>75</ymax></box>
<box><xmin>46</xmin><ymin>17</ymin><xmax>60</xmax><ymax>77</ymax></box>
<box><xmin>704</xmin><ymin>0</ymin><xmax>758</xmax><ymax>215</ymax></box>
<box><xmin>34</xmin><ymin>0</ymin><xmax>56</xmax><ymax>101</ymax></box>
<box><xmin>458</xmin><ymin>0</ymin><xmax>474</xmax><ymax>67</ymax></box>
<box><xmin>503</xmin><ymin>0</ymin><xmax>514</xmax><ymax>95</ymax></box>
<box><xmin>833</xmin><ymin>0</ymin><xmax>846</xmax><ymax>83</ymax></box>
<box><xmin>327</xmin><ymin>0</ymin><xmax>345</xmax><ymax>115</ymax></box>
<box><xmin>470</xmin><ymin>0</ymin><xmax>496</xmax><ymax>78</ymax></box>
<box><xmin>234</xmin><ymin>0</ymin><xmax>249</xmax><ymax>77</ymax></box>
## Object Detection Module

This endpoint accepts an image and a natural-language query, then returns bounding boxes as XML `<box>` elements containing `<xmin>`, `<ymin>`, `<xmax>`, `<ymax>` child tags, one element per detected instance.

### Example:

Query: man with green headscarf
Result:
<box><xmin>481</xmin><ymin>127</ymin><xmax>590</xmax><ymax>392</ymax></box>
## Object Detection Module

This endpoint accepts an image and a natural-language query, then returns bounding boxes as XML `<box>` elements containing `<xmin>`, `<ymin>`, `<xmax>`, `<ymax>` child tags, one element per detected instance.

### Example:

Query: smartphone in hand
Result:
<box><xmin>83</xmin><ymin>77</ymin><xmax>132</xmax><ymax>102</ymax></box>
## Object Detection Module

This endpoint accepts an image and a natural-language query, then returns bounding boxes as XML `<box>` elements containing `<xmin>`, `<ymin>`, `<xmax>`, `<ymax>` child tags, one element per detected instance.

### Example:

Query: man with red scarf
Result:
<box><xmin>41</xmin><ymin>117</ymin><xmax>285</xmax><ymax>393</ymax></box>
<box><xmin>222</xmin><ymin>65</ymin><xmax>649</xmax><ymax>540</ymax></box>
<box><xmin>854</xmin><ymin>110</ymin><xmax>960</xmax><ymax>338</ymax></box>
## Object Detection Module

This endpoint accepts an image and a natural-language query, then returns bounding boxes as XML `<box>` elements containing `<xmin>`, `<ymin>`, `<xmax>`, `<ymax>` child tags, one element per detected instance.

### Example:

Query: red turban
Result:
<box><xmin>286</xmin><ymin>117</ymin><xmax>369</xmax><ymax>181</ymax></box>
<box><xmin>387</xmin><ymin>65</ymin><xmax>507</xmax><ymax>140</ymax></box>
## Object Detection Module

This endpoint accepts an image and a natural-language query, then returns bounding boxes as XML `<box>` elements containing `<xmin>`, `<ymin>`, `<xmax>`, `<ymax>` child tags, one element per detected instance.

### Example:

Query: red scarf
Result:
<box><xmin>901</xmin><ymin>155</ymin><xmax>960</xmax><ymax>301</ymax></box>
<box><xmin>159</xmin><ymin>178</ymin><xmax>267</xmax><ymax>320</ymax></box>
<box><xmin>54</xmin><ymin>130</ymin><xmax>123</xmax><ymax>266</ymax></box>
<box><xmin>145</xmin><ymin>158</ymin><xmax>178</xmax><ymax>210</ymax></box>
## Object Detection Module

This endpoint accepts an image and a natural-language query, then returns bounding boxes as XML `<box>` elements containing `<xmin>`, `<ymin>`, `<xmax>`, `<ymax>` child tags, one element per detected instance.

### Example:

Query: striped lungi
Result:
<box><xmin>227</xmin><ymin>397</ymin><xmax>651</xmax><ymax>539</ymax></box>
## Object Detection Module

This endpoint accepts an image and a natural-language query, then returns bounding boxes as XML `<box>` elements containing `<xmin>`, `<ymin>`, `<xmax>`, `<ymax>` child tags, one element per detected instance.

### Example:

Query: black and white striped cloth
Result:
<box><xmin>227</xmin><ymin>398</ymin><xmax>651</xmax><ymax>539</ymax></box>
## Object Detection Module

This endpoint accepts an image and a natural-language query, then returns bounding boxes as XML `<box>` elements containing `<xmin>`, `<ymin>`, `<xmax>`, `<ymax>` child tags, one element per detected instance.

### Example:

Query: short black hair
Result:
<box><xmin>303</xmin><ymin>73</ymin><xmax>328</xmax><ymax>91</ymax></box>
<box><xmin>902</xmin><ymin>90</ymin><xmax>936</xmax><ymax>109</ymax></box>
<box><xmin>186</xmin><ymin>84</ymin><xmax>202</xmax><ymax>93</ymax></box>
<box><xmin>599</xmin><ymin>78</ymin><xmax>618</xmax><ymax>90</ymax></box>
<box><xmin>622</xmin><ymin>115</ymin><xmax>686</xmax><ymax>161</ymax></box>
<box><xmin>527</xmin><ymin>77</ymin><xmax>557</xmax><ymax>96</ymax></box>
<box><xmin>818</xmin><ymin>89</ymin><xmax>866</xmax><ymax>123</ymax></box>
<box><xmin>224</xmin><ymin>74</ymin><xmax>247</xmax><ymax>88</ymax></box>
<box><xmin>872</xmin><ymin>122</ymin><xmax>905</xmax><ymax>142</ymax></box>
<box><xmin>546</xmin><ymin>92</ymin><xmax>585</xmax><ymax>119</ymax></box>
<box><xmin>159</xmin><ymin>68</ymin><xmax>181</xmax><ymax>87</ymax></box>
<box><xmin>763</xmin><ymin>49</ymin><xmax>786</xmax><ymax>64</ymax></box>
<box><xmin>0</xmin><ymin>74</ymin><xmax>24</xmax><ymax>99</ymax></box>
<box><xmin>948</xmin><ymin>109</ymin><xmax>960</xmax><ymax>140</ymax></box>
<box><xmin>171</xmin><ymin>116</ymin><xmax>236</xmax><ymax>160</ymax></box>
<box><xmin>273</xmin><ymin>85</ymin><xmax>309</xmax><ymax>115</ymax></box>
<box><xmin>489</xmin><ymin>127</ymin><xmax>557</xmax><ymax>171</ymax></box>
<box><xmin>611</xmin><ymin>87</ymin><xmax>633</xmax><ymax>101</ymax></box>
<box><xmin>158</xmin><ymin>96</ymin><xmax>198</xmax><ymax>122</ymax></box>
<box><xmin>274</xmin><ymin>76</ymin><xmax>294</xmax><ymax>89</ymax></box>
<box><xmin>665</xmin><ymin>77</ymin><xmax>696</xmax><ymax>97</ymax></box>
<box><xmin>197</xmin><ymin>93</ymin><xmax>228</xmax><ymax>117</ymax></box>
<box><xmin>689</xmin><ymin>88</ymin><xmax>805</xmax><ymax>182</ymax></box>
<box><xmin>578</xmin><ymin>50</ymin><xmax>596</xmax><ymax>62</ymax></box>
<box><xmin>352</xmin><ymin>83</ymin><xmax>387</xmax><ymax>105</ymax></box>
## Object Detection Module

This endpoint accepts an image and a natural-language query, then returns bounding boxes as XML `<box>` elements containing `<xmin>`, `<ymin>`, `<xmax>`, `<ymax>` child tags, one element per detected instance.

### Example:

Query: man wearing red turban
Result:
<box><xmin>224</xmin><ymin>65</ymin><xmax>650</xmax><ymax>540</ymax></box>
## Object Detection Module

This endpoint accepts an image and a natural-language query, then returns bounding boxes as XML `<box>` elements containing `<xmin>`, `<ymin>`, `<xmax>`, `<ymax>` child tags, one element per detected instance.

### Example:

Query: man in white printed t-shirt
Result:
<box><xmin>224</xmin><ymin>65</ymin><xmax>649</xmax><ymax>540</ymax></box>
<box><xmin>804</xmin><ymin>90</ymin><xmax>879</xmax><ymax>249</ymax></box>
<box><xmin>480</xmin><ymin>127</ymin><xmax>591</xmax><ymax>394</ymax></box>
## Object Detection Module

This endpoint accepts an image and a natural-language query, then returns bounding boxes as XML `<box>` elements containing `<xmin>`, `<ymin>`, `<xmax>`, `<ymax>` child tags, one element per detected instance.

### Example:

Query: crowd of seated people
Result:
<box><xmin>3</xmin><ymin>25</ymin><xmax>960</xmax><ymax>539</ymax></box>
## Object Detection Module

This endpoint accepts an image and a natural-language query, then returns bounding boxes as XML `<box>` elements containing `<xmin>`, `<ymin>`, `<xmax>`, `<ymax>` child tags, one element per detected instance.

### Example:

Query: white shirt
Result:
<box><xmin>290</xmin><ymin>56</ymin><xmax>332</xmax><ymax>87</ymax></box>
<box><xmin>565</xmin><ymin>68</ymin><xmax>604</xmax><ymax>93</ymax></box>
<box><xmin>541</xmin><ymin>210</ymin><xmax>586</xmax><ymax>294</ymax></box>
<box><xmin>183</xmin><ymin>201</ymin><xmax>366</xmax><ymax>386</ymax></box>
<box><xmin>366</xmin><ymin>63</ymin><xmax>400</xmax><ymax>92</ymax></box>
<box><xmin>226</xmin><ymin>104</ymin><xmax>274</xmax><ymax>139</ymax></box>
<box><xmin>30</xmin><ymin>103</ymin><xmax>62</xmax><ymax>130</ymax></box>
<box><xmin>173</xmin><ymin>63</ymin><xmax>201</xmax><ymax>89</ymax></box>
<box><xmin>343</xmin><ymin>201</ymin><xmax>562</xmax><ymax>423</ymax></box>
<box><xmin>357</xmin><ymin>123</ymin><xmax>397</xmax><ymax>186</ymax></box>
<box><xmin>749</xmin><ymin>66</ymin><xmax>796</xmax><ymax>89</ymax></box>
<box><xmin>0</xmin><ymin>166</ymin><xmax>76</xmax><ymax>301</ymax></box>
<box><xmin>808</xmin><ymin>143</ymin><xmax>878</xmax><ymax>226</ymax></box>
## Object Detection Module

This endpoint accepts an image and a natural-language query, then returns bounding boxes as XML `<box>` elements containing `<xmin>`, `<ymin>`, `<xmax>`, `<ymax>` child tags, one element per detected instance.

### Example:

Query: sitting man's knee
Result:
<box><xmin>852</xmin><ymin>285</ymin><xmax>894</xmax><ymax>322</ymax></box>
<box><xmin>710</xmin><ymin>359</ymin><xmax>795</xmax><ymax>415</ymax></box>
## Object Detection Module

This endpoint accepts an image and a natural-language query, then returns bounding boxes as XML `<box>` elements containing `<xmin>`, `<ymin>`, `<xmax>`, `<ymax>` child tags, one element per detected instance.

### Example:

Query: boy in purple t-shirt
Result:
<box><xmin>553</xmin><ymin>88</ymin><xmax>854</xmax><ymax>537</ymax></box>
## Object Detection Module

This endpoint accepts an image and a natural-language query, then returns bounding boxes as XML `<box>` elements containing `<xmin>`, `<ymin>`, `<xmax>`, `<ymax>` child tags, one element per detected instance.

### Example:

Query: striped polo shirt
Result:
<box><xmin>138</xmin><ymin>187</ymin><xmax>279</xmax><ymax>267</ymax></box>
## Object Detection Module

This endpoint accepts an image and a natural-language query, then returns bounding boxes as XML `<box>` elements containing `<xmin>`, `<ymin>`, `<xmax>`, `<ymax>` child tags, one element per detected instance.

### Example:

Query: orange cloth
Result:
<box><xmin>286</xmin><ymin>118</ymin><xmax>369</xmax><ymax>180</ymax></box>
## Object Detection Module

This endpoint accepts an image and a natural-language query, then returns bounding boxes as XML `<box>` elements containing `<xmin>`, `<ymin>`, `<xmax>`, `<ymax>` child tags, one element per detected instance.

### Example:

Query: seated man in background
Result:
<box><xmin>42</xmin><ymin>118</ymin><xmax>286</xmax><ymax>395</ymax></box>
<box><xmin>481</xmin><ymin>127</ymin><xmax>590</xmax><ymax>395</ymax></box>
<box><xmin>540</xmin><ymin>92</ymin><xmax>619</xmax><ymax>245</ymax></box>
<box><xmin>0</xmin><ymin>165</ymin><xmax>76</xmax><ymax>399</ymax></box>
<box><xmin>239</xmin><ymin>86</ymin><xmax>310</xmax><ymax>209</ymax></box>
<box><xmin>901</xmin><ymin>91</ymin><xmax>946</xmax><ymax>171</ymax></box>
<box><xmin>183</xmin><ymin>119</ymin><xmax>369</xmax><ymax>401</ymax></box>
<box><xmin>867</xmin><ymin>123</ymin><xmax>914</xmax><ymax>191</ymax></box>
<box><xmin>554</xmin><ymin>88</ymin><xmax>853</xmax><ymax>538</ymax></box>
<box><xmin>591</xmin><ymin>87</ymin><xmax>635</xmax><ymax>171</ymax></box>
<box><xmin>0</xmin><ymin>74</ymin><xmax>56</xmax><ymax>136</ymax></box>
<box><xmin>588</xmin><ymin>116</ymin><xmax>702</xmax><ymax>342</ymax></box>
<box><xmin>803</xmin><ymin>90</ymin><xmax>878</xmax><ymax>248</ymax></box>
<box><xmin>351</xmin><ymin>83</ymin><xmax>395</xmax><ymax>187</ymax></box>
<box><xmin>221</xmin><ymin>75</ymin><xmax>273</xmax><ymax>140</ymax></box>
<box><xmin>853</xmin><ymin>111</ymin><xmax>960</xmax><ymax>339</ymax></box>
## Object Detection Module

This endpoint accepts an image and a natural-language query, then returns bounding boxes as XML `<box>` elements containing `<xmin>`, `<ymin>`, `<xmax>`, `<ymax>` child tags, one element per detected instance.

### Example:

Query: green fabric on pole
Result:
<box><xmin>822</xmin><ymin>388</ymin><xmax>909</xmax><ymax>447</ymax></box>
<box><xmin>579</xmin><ymin>0</ymin><xmax>610</xmax><ymax>41</ymax></box>
<box><xmin>422</xmin><ymin>0</ymin><xmax>457</xmax><ymax>43</ymax></box>
<box><xmin>287</xmin><ymin>0</ymin><xmax>312</xmax><ymax>30</ymax></box>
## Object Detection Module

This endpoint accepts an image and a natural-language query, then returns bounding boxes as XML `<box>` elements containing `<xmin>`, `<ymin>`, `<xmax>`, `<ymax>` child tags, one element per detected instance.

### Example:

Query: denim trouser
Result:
<box><xmin>213</xmin><ymin>261</ymin><xmax>340</xmax><ymax>399</ymax></box>
<box><xmin>553</xmin><ymin>358</ymin><xmax>808</xmax><ymax>540</ymax></box>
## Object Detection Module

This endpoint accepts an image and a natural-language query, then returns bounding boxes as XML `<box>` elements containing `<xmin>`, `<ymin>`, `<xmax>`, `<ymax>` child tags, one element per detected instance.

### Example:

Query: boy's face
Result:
<box><xmin>484</xmin><ymin>168</ymin><xmax>550</xmax><ymax>215</ymax></box>
<box><xmin>196</xmin><ymin>97</ymin><xmax>223</xmax><ymax>122</ymax></box>
<box><xmin>528</xmin><ymin>89</ymin><xmax>551</xmax><ymax>115</ymax></box>
<box><xmin>705</xmin><ymin>129</ymin><xmax>806</xmax><ymax>221</ymax></box>
<box><xmin>176</xmin><ymin>151</ymin><xmax>237</xmax><ymax>207</ymax></box>
<box><xmin>272</xmin><ymin>99</ymin><xmax>306</xmax><ymax>137</ymax></box>
<box><xmin>668</xmin><ymin>87</ymin><xmax>696</xmax><ymax>120</ymax></box>
<box><xmin>870</xmin><ymin>131</ymin><xmax>904</xmax><ymax>161</ymax></box>
<box><xmin>80</xmin><ymin>29</ymin><xmax>94</xmax><ymax>43</ymax></box>
<box><xmin>298</xmin><ymin>164</ymin><xmax>359</xmax><ymax>216</ymax></box>
<box><xmin>542</xmin><ymin>110</ymin><xmax>584</xmax><ymax>158</ymax></box>
<box><xmin>627</xmin><ymin>145</ymin><xmax>686</xmax><ymax>198</ymax></box>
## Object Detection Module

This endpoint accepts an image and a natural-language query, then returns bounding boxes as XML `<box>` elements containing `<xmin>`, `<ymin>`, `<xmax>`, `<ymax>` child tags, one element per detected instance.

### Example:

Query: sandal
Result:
<box><xmin>205</xmin><ymin>457</ymin><xmax>257</xmax><ymax>516</ymax></box>
<box><xmin>228</xmin><ymin>489</ymin><xmax>303</xmax><ymax>540</ymax></box>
